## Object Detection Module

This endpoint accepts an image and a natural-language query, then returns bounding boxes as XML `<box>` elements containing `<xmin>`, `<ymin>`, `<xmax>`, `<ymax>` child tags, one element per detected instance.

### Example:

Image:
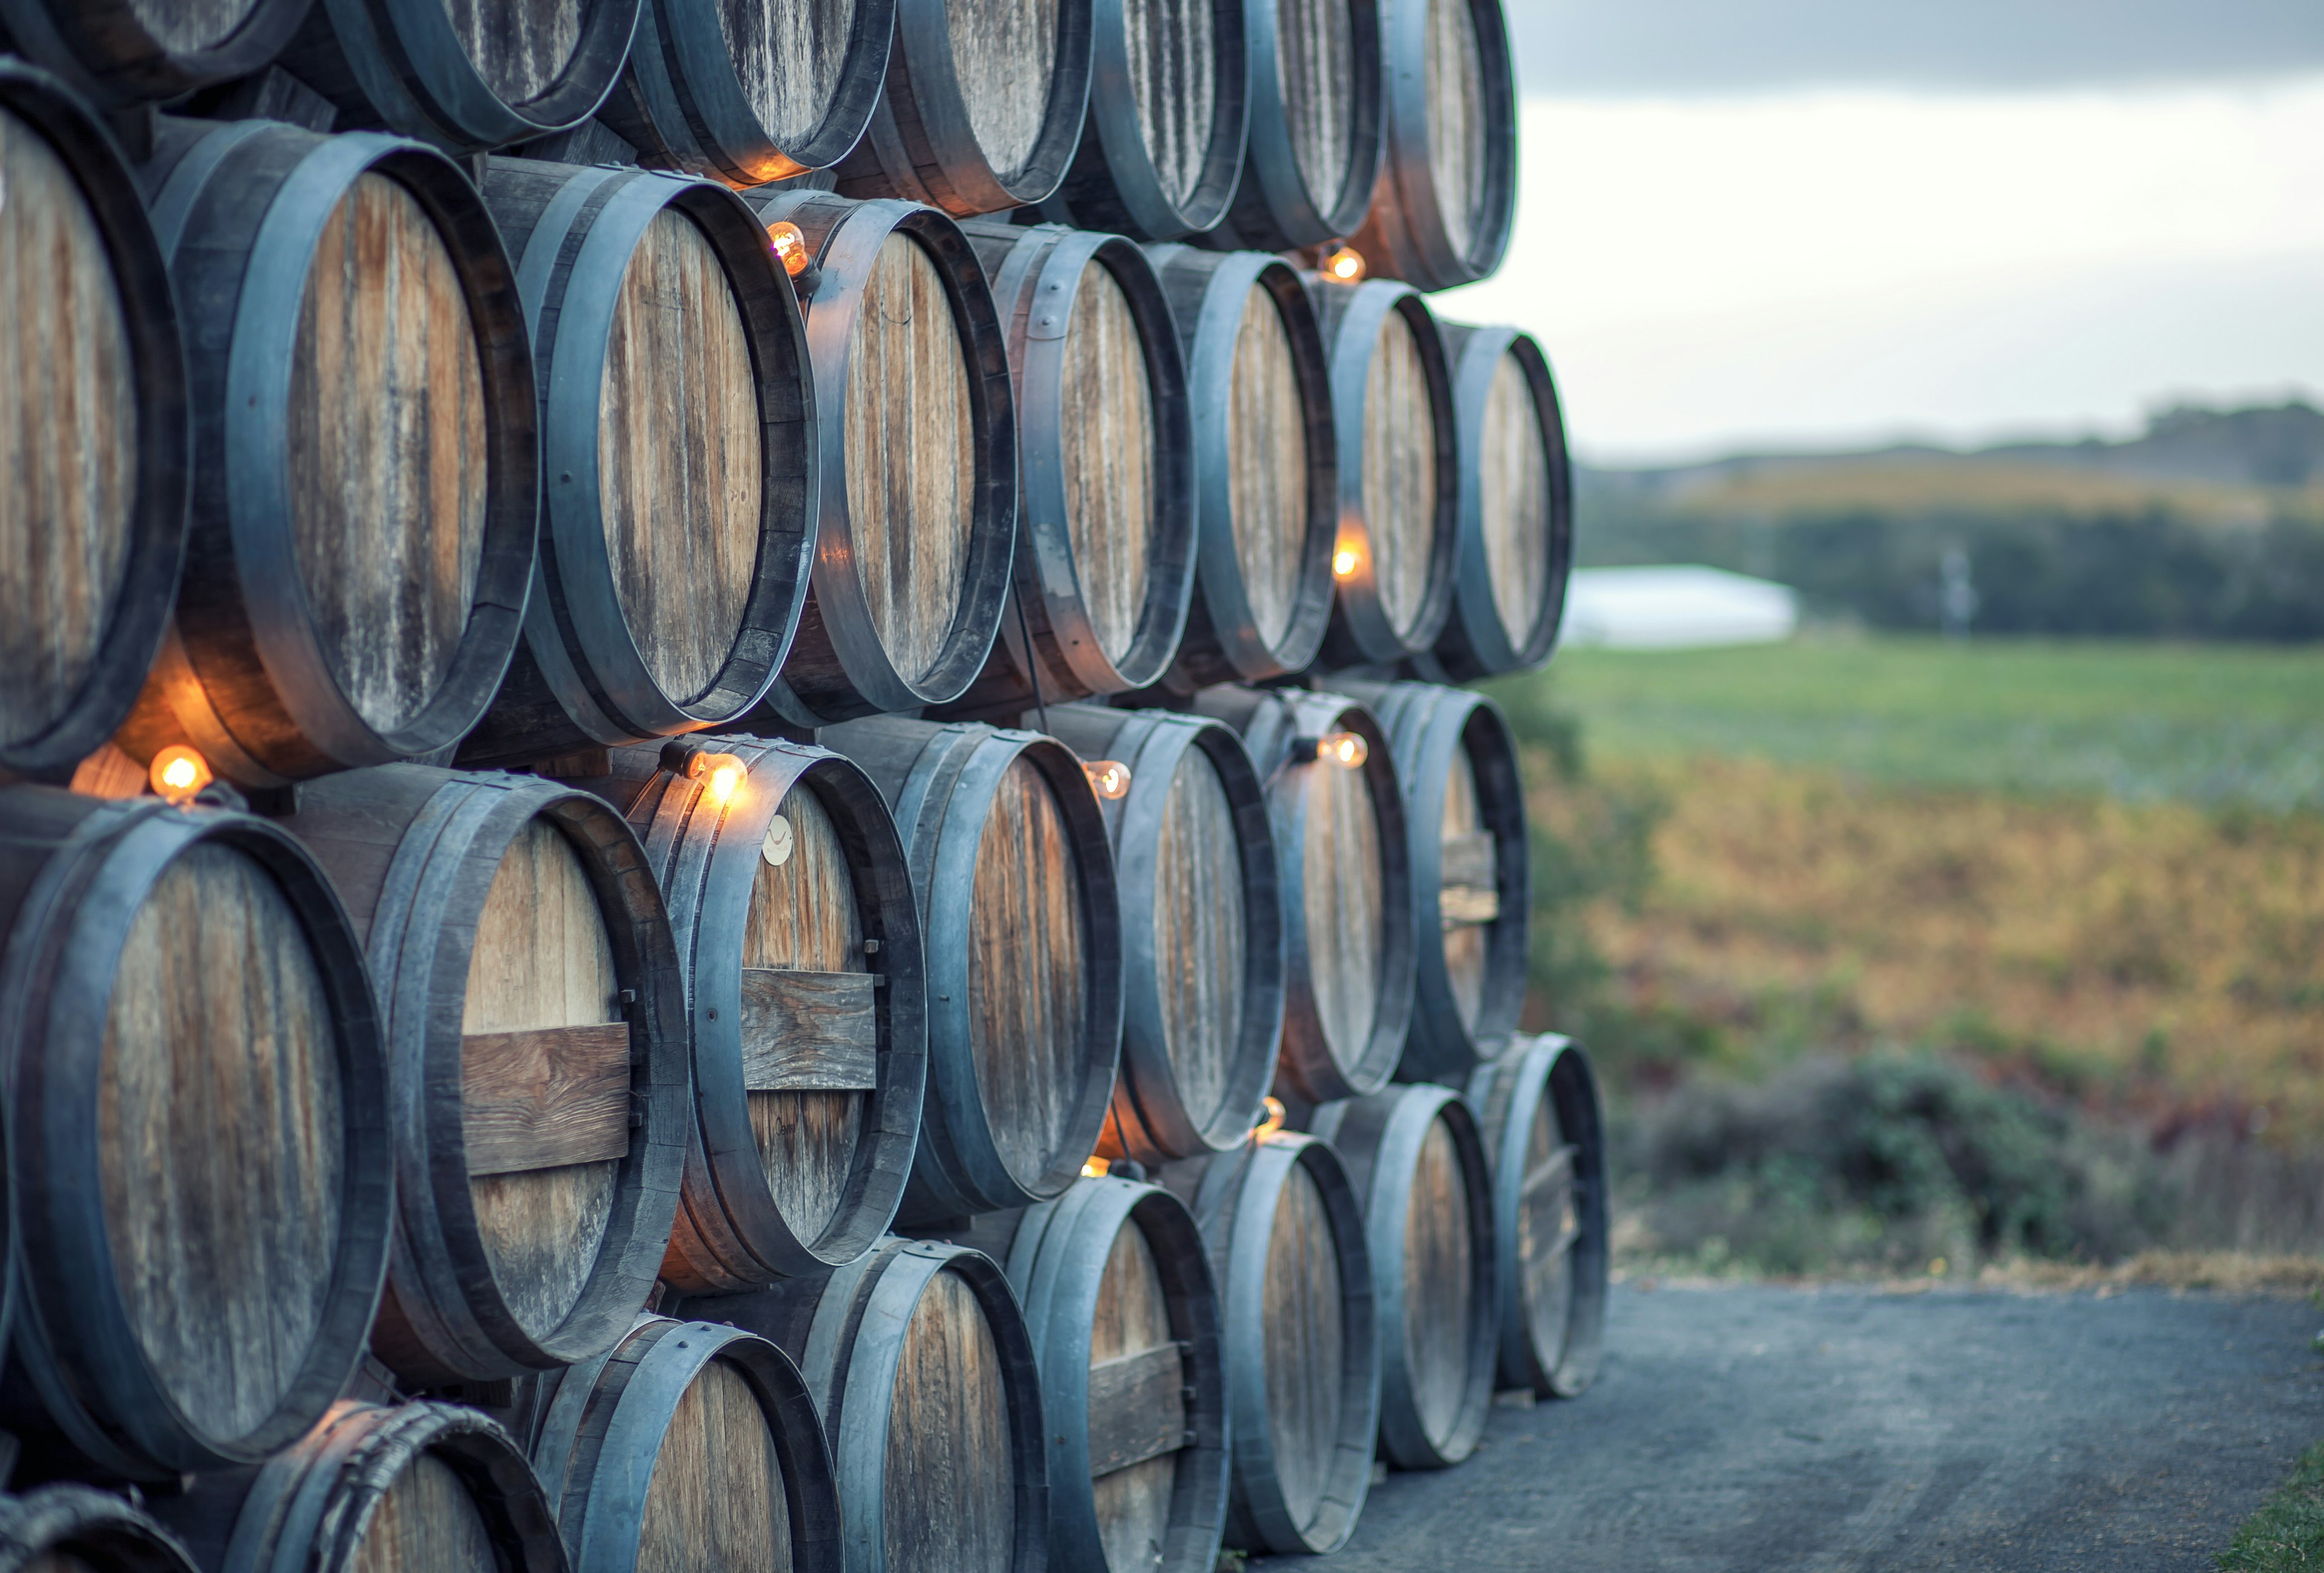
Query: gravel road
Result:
<box><xmin>1255</xmin><ymin>1282</ymin><xmax>2323</xmax><ymax>1572</ymax></box>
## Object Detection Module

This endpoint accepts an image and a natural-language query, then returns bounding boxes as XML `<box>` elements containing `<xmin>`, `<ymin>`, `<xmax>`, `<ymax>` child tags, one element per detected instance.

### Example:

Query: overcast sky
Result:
<box><xmin>1441</xmin><ymin>1</ymin><xmax>2324</xmax><ymax>462</ymax></box>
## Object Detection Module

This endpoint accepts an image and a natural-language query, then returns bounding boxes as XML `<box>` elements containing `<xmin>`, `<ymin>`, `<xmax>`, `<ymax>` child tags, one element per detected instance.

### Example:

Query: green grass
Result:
<box><xmin>2221</xmin><ymin>1440</ymin><xmax>2324</xmax><ymax>1570</ymax></box>
<box><xmin>1487</xmin><ymin>635</ymin><xmax>2324</xmax><ymax>810</ymax></box>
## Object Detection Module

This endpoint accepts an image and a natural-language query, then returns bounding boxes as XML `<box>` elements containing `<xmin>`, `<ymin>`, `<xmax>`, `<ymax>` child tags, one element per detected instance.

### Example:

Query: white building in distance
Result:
<box><xmin>1560</xmin><ymin>566</ymin><xmax>1800</xmax><ymax>650</ymax></box>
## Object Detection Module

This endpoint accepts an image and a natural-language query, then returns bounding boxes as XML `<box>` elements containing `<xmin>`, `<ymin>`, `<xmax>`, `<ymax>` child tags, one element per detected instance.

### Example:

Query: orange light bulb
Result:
<box><xmin>767</xmin><ymin>220</ymin><xmax>811</xmax><ymax>277</ymax></box>
<box><xmin>1318</xmin><ymin>732</ymin><xmax>1368</xmax><ymax>769</ymax></box>
<box><xmin>1333</xmin><ymin>548</ymin><xmax>1359</xmax><ymax>578</ymax></box>
<box><xmin>686</xmin><ymin>751</ymin><xmax>749</xmax><ymax>805</ymax></box>
<box><xmin>1322</xmin><ymin>243</ymin><xmax>1365</xmax><ymax>282</ymax></box>
<box><xmin>1081</xmin><ymin>1157</ymin><xmax>1112</xmax><ymax>1178</ymax></box>
<box><xmin>1083</xmin><ymin>760</ymin><xmax>1132</xmax><ymax>801</ymax></box>
<box><xmin>149</xmin><ymin>745</ymin><xmax>212</xmax><ymax>805</ymax></box>
<box><xmin>1252</xmin><ymin>1096</ymin><xmax>1287</xmax><ymax>1142</ymax></box>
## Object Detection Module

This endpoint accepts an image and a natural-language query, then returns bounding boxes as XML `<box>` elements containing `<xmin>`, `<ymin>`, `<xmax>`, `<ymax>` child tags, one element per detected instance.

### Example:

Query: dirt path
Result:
<box><xmin>1256</xmin><ymin>1283</ymin><xmax>2323</xmax><ymax>1572</ymax></box>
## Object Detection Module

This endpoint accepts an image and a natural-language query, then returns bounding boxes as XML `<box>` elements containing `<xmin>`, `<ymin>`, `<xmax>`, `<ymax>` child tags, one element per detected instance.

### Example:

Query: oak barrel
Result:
<box><xmin>279</xmin><ymin>766</ymin><xmax>691</xmax><ymax>1385</ymax></box>
<box><xmin>530</xmin><ymin>1315</ymin><xmax>842</xmax><ymax>1573</ymax></box>
<box><xmin>1160</xmin><ymin>1131</ymin><xmax>1376</xmax><ymax>1556</ymax></box>
<box><xmin>832</xmin><ymin>0</ymin><xmax>1094</xmax><ymax>215</ymax></box>
<box><xmin>282</xmin><ymin>0</ymin><xmax>646</xmax><ymax>153</ymax></box>
<box><xmin>1422</xmin><ymin>323</ymin><xmax>1574</xmax><ymax>680</ymax></box>
<box><xmin>156</xmin><ymin>1401</ymin><xmax>565</xmax><ymax>1572</ymax></box>
<box><xmin>1310</xmin><ymin>275</ymin><xmax>1459</xmax><ymax>667</ymax></box>
<box><xmin>116</xmin><ymin>117</ymin><xmax>536</xmax><ymax>788</ymax></box>
<box><xmin>0</xmin><ymin>788</ymin><xmax>390</xmax><ymax>1481</ymax></box>
<box><xmin>824</xmin><ymin>716</ymin><xmax>1123</xmax><ymax>1220</ymax></box>
<box><xmin>1206</xmin><ymin>0</ymin><xmax>1384</xmax><ymax>251</ymax></box>
<box><xmin>1037</xmin><ymin>0</ymin><xmax>1248</xmax><ymax>240</ymax></box>
<box><xmin>1465</xmin><ymin>1034</ymin><xmax>1607</xmax><ymax>1397</ymax></box>
<box><xmin>1334</xmin><ymin>678</ymin><xmax>1527</xmax><ymax>1081</ymax></box>
<box><xmin>1192</xmin><ymin>686</ymin><xmax>1413</xmax><ymax>1103</ymax></box>
<box><xmin>947</xmin><ymin>220</ymin><xmax>1195</xmax><ymax>708</ymax></box>
<box><xmin>1141</xmin><ymin>246</ymin><xmax>1336</xmax><ymax>688</ymax></box>
<box><xmin>0</xmin><ymin>1486</ymin><xmax>199</xmax><ymax>1572</ymax></box>
<box><xmin>687</xmin><ymin>1238</ymin><xmax>1049</xmax><ymax>1573</ymax></box>
<box><xmin>599</xmin><ymin>0</ymin><xmax>896</xmax><ymax>186</ymax></box>
<box><xmin>0</xmin><ymin>64</ymin><xmax>189</xmax><ymax>783</ymax></box>
<box><xmin>458</xmin><ymin>157</ymin><xmax>816</xmax><ymax>766</ymax></box>
<box><xmin>1004</xmin><ymin>1177</ymin><xmax>1229</xmax><ymax>1573</ymax></box>
<box><xmin>738</xmin><ymin>191</ymin><xmax>1019</xmax><ymax>724</ymax></box>
<box><xmin>1348</xmin><ymin>0</ymin><xmax>1516</xmax><ymax>291</ymax></box>
<box><xmin>0</xmin><ymin>0</ymin><xmax>310</xmax><ymax>105</ymax></box>
<box><xmin>1309</xmin><ymin>1083</ymin><xmax>1495</xmax><ymax>1468</ymax></box>
<box><xmin>562</xmin><ymin>735</ymin><xmax>927</xmax><ymax>1291</ymax></box>
<box><xmin>1047</xmin><ymin>704</ymin><xmax>1284</xmax><ymax>1164</ymax></box>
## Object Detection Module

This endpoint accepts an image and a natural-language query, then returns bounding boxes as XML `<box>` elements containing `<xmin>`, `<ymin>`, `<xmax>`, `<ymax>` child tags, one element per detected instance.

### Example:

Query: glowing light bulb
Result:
<box><xmin>1252</xmin><ymin>1096</ymin><xmax>1287</xmax><ymax>1143</ymax></box>
<box><xmin>1322</xmin><ymin>243</ymin><xmax>1365</xmax><ymax>282</ymax></box>
<box><xmin>686</xmin><ymin>751</ymin><xmax>749</xmax><ymax>805</ymax></box>
<box><xmin>1081</xmin><ymin>1157</ymin><xmax>1112</xmax><ymax>1178</ymax></box>
<box><xmin>767</xmin><ymin>220</ymin><xmax>810</xmax><ymax>277</ymax></box>
<box><xmin>1333</xmin><ymin>548</ymin><xmax>1359</xmax><ymax>579</ymax></box>
<box><xmin>149</xmin><ymin>745</ymin><xmax>212</xmax><ymax>805</ymax></box>
<box><xmin>1318</xmin><ymin>732</ymin><xmax>1368</xmax><ymax>769</ymax></box>
<box><xmin>1083</xmin><ymin>760</ymin><xmax>1132</xmax><ymax>801</ymax></box>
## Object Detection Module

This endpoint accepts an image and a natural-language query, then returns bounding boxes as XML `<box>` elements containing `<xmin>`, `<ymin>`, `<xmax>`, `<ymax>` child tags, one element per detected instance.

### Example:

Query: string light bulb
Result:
<box><xmin>766</xmin><ymin>220</ymin><xmax>811</xmax><ymax>277</ymax></box>
<box><xmin>149</xmin><ymin>745</ymin><xmax>212</xmax><ymax>806</ymax></box>
<box><xmin>1333</xmin><ymin>547</ymin><xmax>1360</xmax><ymax>579</ymax></box>
<box><xmin>1322</xmin><ymin>242</ymin><xmax>1365</xmax><ymax>282</ymax></box>
<box><xmin>687</xmin><ymin>751</ymin><xmax>749</xmax><ymax>805</ymax></box>
<box><xmin>1318</xmin><ymin>731</ymin><xmax>1368</xmax><ymax>769</ymax></box>
<box><xmin>1081</xmin><ymin>1156</ymin><xmax>1112</xmax><ymax>1178</ymax></box>
<box><xmin>1083</xmin><ymin>760</ymin><xmax>1132</xmax><ymax>801</ymax></box>
<box><xmin>1252</xmin><ymin>1096</ymin><xmax>1287</xmax><ymax>1142</ymax></box>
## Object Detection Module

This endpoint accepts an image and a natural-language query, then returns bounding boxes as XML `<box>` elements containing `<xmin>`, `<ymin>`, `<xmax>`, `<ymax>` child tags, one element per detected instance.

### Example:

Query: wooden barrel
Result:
<box><xmin>821</xmin><ymin>717</ymin><xmax>1123</xmax><ymax>1220</ymax></box>
<box><xmin>278</xmin><ymin>766</ymin><xmax>691</xmax><ymax>1386</ymax></box>
<box><xmin>1309</xmin><ymin>1082</ymin><xmax>1495</xmax><ymax>1468</ymax></box>
<box><xmin>1334</xmin><ymin>678</ymin><xmax>1526</xmax><ymax>1082</ymax></box>
<box><xmin>1140</xmin><ymin>246</ymin><xmax>1336</xmax><ymax>688</ymax></box>
<box><xmin>1207</xmin><ymin>0</ymin><xmax>1385</xmax><ymax>251</ymax></box>
<box><xmin>0</xmin><ymin>0</ymin><xmax>310</xmax><ymax>105</ymax></box>
<box><xmin>560</xmin><ymin>735</ymin><xmax>927</xmax><ymax>1292</ymax></box>
<box><xmin>0</xmin><ymin>788</ymin><xmax>390</xmax><ymax>1481</ymax></box>
<box><xmin>1192</xmin><ymin>686</ymin><xmax>1413</xmax><ymax>1103</ymax></box>
<box><xmin>0</xmin><ymin>64</ymin><xmax>188</xmax><ymax>784</ymax></box>
<box><xmin>597</xmin><ymin>0</ymin><xmax>894</xmax><ymax>188</ymax></box>
<box><xmin>114</xmin><ymin>117</ymin><xmax>536</xmax><ymax>789</ymax></box>
<box><xmin>1348</xmin><ymin>0</ymin><xmax>1516</xmax><ymax>291</ymax></box>
<box><xmin>832</xmin><ymin>0</ymin><xmax>1094</xmax><ymax>216</ymax></box>
<box><xmin>530</xmin><ymin>1315</ymin><xmax>842</xmax><ymax>1572</ymax></box>
<box><xmin>1465</xmin><ymin>1034</ymin><xmax>1607</xmax><ymax>1398</ymax></box>
<box><xmin>1037</xmin><ymin>0</ymin><xmax>1249</xmax><ymax>240</ymax></box>
<box><xmin>1003</xmin><ymin>1177</ymin><xmax>1229</xmax><ymax>1573</ymax></box>
<box><xmin>687</xmin><ymin>1238</ymin><xmax>1049</xmax><ymax>1573</ymax></box>
<box><xmin>157</xmin><ymin>1401</ymin><xmax>565</xmax><ymax>1572</ymax></box>
<box><xmin>1419</xmin><ymin>323</ymin><xmax>1574</xmax><ymax>680</ymax></box>
<box><xmin>737</xmin><ymin>191</ymin><xmax>1019</xmax><ymax>724</ymax></box>
<box><xmin>0</xmin><ymin>1486</ymin><xmax>200</xmax><ymax>1572</ymax></box>
<box><xmin>1046</xmin><ymin>704</ymin><xmax>1283</xmax><ymax>1163</ymax></box>
<box><xmin>1160</xmin><ymin>1131</ymin><xmax>1376</xmax><ymax>1556</ymax></box>
<box><xmin>1310</xmin><ymin>276</ymin><xmax>1459</xmax><ymax>667</ymax></box>
<box><xmin>457</xmin><ymin>157</ymin><xmax>815</xmax><ymax>767</ymax></box>
<box><xmin>282</xmin><ymin>0</ymin><xmax>646</xmax><ymax>153</ymax></box>
<box><xmin>946</xmin><ymin>221</ymin><xmax>1195</xmax><ymax>708</ymax></box>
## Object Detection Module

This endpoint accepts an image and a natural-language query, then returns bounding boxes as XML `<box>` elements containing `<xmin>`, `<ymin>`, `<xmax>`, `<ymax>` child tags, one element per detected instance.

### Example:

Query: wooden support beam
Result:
<box><xmin>462</xmin><ymin>1022</ymin><xmax>633</xmax><ymax>1175</ymax></box>
<box><xmin>739</xmin><ymin>968</ymin><xmax>881</xmax><ymax>1092</ymax></box>
<box><xmin>1085</xmin><ymin>1342</ymin><xmax>1189</xmax><ymax>1478</ymax></box>
<box><xmin>1439</xmin><ymin>830</ymin><xmax>1499</xmax><ymax>926</ymax></box>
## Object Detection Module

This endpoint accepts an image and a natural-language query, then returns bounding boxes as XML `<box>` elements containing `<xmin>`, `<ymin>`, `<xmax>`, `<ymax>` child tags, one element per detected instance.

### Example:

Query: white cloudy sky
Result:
<box><xmin>1435</xmin><ymin>0</ymin><xmax>2324</xmax><ymax>462</ymax></box>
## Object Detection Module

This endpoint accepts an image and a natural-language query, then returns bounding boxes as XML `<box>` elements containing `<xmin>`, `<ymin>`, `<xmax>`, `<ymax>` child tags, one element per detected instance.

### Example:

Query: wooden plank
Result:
<box><xmin>948</xmin><ymin>0</ymin><xmax>1060</xmax><ymax>177</ymax></box>
<box><xmin>1362</xmin><ymin>304</ymin><xmax>1440</xmax><ymax>642</ymax></box>
<box><xmin>739</xmin><ymin>968</ymin><xmax>879</xmax><ymax>1091</ymax></box>
<box><xmin>459</xmin><ymin>1023</ymin><xmax>632</xmax><ymax>1177</ymax></box>
<box><xmin>1439</xmin><ymin>829</ymin><xmax>1494</xmax><ymax>890</ymax></box>
<box><xmin>1226</xmin><ymin>280</ymin><xmax>1309</xmax><ymax>652</ymax></box>
<box><xmin>1086</xmin><ymin>1344</ymin><xmax>1187</xmax><ymax>1478</ymax></box>
<box><xmin>1440</xmin><ymin>885</ymin><xmax>1499</xmax><ymax>927</ymax></box>
<box><xmin>1060</xmin><ymin>259</ymin><xmax>1156</xmax><ymax>668</ymax></box>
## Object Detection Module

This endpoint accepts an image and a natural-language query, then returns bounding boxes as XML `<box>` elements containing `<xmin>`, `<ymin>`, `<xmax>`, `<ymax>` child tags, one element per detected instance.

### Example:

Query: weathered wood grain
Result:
<box><xmin>128</xmin><ymin>0</ymin><xmax>258</xmax><ymax>52</ymax></box>
<box><xmin>1479</xmin><ymin>349</ymin><xmax>1552</xmax><ymax>650</ymax></box>
<box><xmin>1423</xmin><ymin>0</ymin><xmax>1485</xmax><ymax>256</ymax></box>
<box><xmin>971</xmin><ymin>757</ymin><xmax>1089</xmax><ymax>1191</ymax></box>
<box><xmin>1438</xmin><ymin>826</ymin><xmax>1494</xmax><ymax>890</ymax></box>
<box><xmin>1276</xmin><ymin>0</ymin><xmax>1355</xmax><ymax>208</ymax></box>
<box><xmin>600</xmin><ymin>206</ymin><xmax>763</xmax><ymax>709</ymax></box>
<box><xmin>742</xmin><ymin>782</ymin><xmax>868</xmax><ymax>1246</ymax></box>
<box><xmin>347</xmin><ymin>1448</ymin><xmax>501</xmax><ymax>1573</ymax></box>
<box><xmin>720</xmin><ymin>0</ymin><xmax>859</xmax><ymax>147</ymax></box>
<box><xmin>1060</xmin><ymin>260</ymin><xmax>1157</xmax><ymax>668</ymax></box>
<box><xmin>947</xmin><ymin>0</ymin><xmax>1062</xmax><ymax>180</ymax></box>
<box><xmin>1226</xmin><ymin>280</ymin><xmax>1308</xmax><ymax>652</ymax></box>
<box><xmin>1126</xmin><ymin>0</ymin><xmax>1216</xmax><ymax>209</ymax></box>
<box><xmin>99</xmin><ymin>842</ymin><xmax>342</xmax><ymax>1445</ymax></box>
<box><xmin>1302</xmin><ymin>744</ymin><xmax>1383</xmax><ymax>1079</ymax></box>
<box><xmin>289</xmin><ymin>171</ymin><xmax>488</xmax><ymax>738</ymax></box>
<box><xmin>738</xmin><ymin>968</ymin><xmax>879</xmax><ymax>1089</ymax></box>
<box><xmin>462</xmin><ymin>815</ymin><xmax>623</xmax><ymax>1341</ymax></box>
<box><xmin>1439</xmin><ymin>754</ymin><xmax>1491</xmax><ymax>1024</ymax></box>
<box><xmin>886</xmin><ymin>1268</ymin><xmax>1016</xmax><ymax>1573</ymax></box>
<box><xmin>845</xmin><ymin>231</ymin><xmax>974</xmax><ymax>689</ymax></box>
<box><xmin>1154</xmin><ymin>743</ymin><xmax>1246</xmax><ymax>1138</ymax></box>
<box><xmin>637</xmin><ymin>1355</ymin><xmax>795</xmax><ymax>1573</ymax></box>
<box><xmin>1088</xmin><ymin>1219</ymin><xmax>1180</xmax><ymax>1568</ymax></box>
<box><xmin>1521</xmin><ymin>1099</ymin><xmax>1576</xmax><ymax>1367</ymax></box>
<box><xmin>0</xmin><ymin>106</ymin><xmax>136</xmax><ymax>752</ymax></box>
<box><xmin>1361</xmin><ymin>306</ymin><xmax>1439</xmax><ymax>643</ymax></box>
<box><xmin>1402</xmin><ymin>1112</ymin><xmax>1475</xmax><ymax>1450</ymax></box>
<box><xmin>459</xmin><ymin>1023</ymin><xmax>632</xmax><ymax>1177</ymax></box>
<box><xmin>1262</xmin><ymin>1160</ymin><xmax>1344</xmax><ymax>1537</ymax></box>
<box><xmin>1085</xmin><ymin>1344</ymin><xmax>1186</xmax><ymax>1474</ymax></box>
<box><xmin>446</xmin><ymin>0</ymin><xmax>585</xmax><ymax>107</ymax></box>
